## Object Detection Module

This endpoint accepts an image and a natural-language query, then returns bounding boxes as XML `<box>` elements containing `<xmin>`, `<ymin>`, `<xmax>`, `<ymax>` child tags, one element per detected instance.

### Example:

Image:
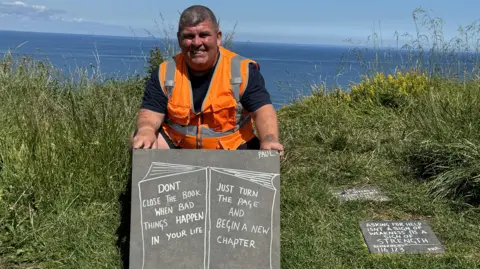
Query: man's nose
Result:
<box><xmin>192</xmin><ymin>35</ymin><xmax>201</xmax><ymax>46</ymax></box>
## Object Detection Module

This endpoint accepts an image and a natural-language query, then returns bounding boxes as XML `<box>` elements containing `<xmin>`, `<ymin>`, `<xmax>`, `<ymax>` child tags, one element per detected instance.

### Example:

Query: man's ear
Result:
<box><xmin>177</xmin><ymin>32</ymin><xmax>182</xmax><ymax>47</ymax></box>
<box><xmin>217</xmin><ymin>30</ymin><xmax>222</xmax><ymax>46</ymax></box>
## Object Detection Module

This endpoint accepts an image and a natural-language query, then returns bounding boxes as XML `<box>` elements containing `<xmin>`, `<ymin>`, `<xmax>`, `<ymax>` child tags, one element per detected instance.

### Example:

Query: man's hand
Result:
<box><xmin>130</xmin><ymin>109</ymin><xmax>165</xmax><ymax>149</ymax></box>
<box><xmin>260</xmin><ymin>134</ymin><xmax>284</xmax><ymax>156</ymax></box>
<box><xmin>132</xmin><ymin>127</ymin><xmax>158</xmax><ymax>149</ymax></box>
<box><xmin>251</xmin><ymin>104</ymin><xmax>284</xmax><ymax>156</ymax></box>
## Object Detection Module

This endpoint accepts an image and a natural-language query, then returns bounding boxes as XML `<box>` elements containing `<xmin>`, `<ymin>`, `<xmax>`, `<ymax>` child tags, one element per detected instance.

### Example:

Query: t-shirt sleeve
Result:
<box><xmin>240</xmin><ymin>62</ymin><xmax>273</xmax><ymax>113</ymax></box>
<box><xmin>140</xmin><ymin>67</ymin><xmax>168</xmax><ymax>114</ymax></box>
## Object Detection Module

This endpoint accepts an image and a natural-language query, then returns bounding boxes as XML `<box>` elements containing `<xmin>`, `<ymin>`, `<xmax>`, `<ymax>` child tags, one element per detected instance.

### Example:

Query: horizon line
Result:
<box><xmin>0</xmin><ymin>28</ymin><xmax>406</xmax><ymax>50</ymax></box>
<box><xmin>2</xmin><ymin>28</ymin><xmax>479</xmax><ymax>53</ymax></box>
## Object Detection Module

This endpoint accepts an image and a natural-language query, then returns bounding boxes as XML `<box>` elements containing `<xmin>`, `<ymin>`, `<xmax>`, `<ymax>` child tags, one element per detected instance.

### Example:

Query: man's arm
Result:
<box><xmin>251</xmin><ymin>104</ymin><xmax>281</xmax><ymax>144</ymax></box>
<box><xmin>240</xmin><ymin>63</ymin><xmax>283</xmax><ymax>154</ymax></box>
<box><xmin>136</xmin><ymin>108</ymin><xmax>164</xmax><ymax>133</ymax></box>
<box><xmin>131</xmin><ymin>67</ymin><xmax>169</xmax><ymax>149</ymax></box>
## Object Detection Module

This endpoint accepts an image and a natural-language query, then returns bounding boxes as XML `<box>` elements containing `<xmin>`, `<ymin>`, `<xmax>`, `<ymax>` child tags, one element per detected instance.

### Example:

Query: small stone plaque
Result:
<box><xmin>129</xmin><ymin>149</ymin><xmax>281</xmax><ymax>269</ymax></box>
<box><xmin>331</xmin><ymin>185</ymin><xmax>389</xmax><ymax>202</ymax></box>
<box><xmin>359</xmin><ymin>220</ymin><xmax>444</xmax><ymax>254</ymax></box>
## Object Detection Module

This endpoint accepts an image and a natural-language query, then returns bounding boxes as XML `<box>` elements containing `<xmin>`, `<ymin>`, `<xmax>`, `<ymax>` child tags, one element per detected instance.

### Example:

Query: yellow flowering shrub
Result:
<box><xmin>327</xmin><ymin>88</ymin><xmax>352</xmax><ymax>102</ymax></box>
<box><xmin>334</xmin><ymin>71</ymin><xmax>431</xmax><ymax>107</ymax></box>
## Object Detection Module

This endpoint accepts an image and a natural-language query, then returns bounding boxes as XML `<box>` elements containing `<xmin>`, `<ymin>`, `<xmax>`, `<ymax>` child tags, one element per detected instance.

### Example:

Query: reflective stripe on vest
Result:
<box><xmin>159</xmin><ymin>54</ymin><xmax>253</xmax><ymax>139</ymax></box>
<box><xmin>163</xmin><ymin>59</ymin><xmax>175</xmax><ymax>98</ymax></box>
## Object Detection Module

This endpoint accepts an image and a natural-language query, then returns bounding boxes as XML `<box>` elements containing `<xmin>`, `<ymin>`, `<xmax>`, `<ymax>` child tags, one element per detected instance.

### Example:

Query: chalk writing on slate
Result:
<box><xmin>359</xmin><ymin>220</ymin><xmax>444</xmax><ymax>254</ymax></box>
<box><xmin>129</xmin><ymin>149</ymin><xmax>281</xmax><ymax>269</ymax></box>
<box><xmin>331</xmin><ymin>186</ymin><xmax>389</xmax><ymax>202</ymax></box>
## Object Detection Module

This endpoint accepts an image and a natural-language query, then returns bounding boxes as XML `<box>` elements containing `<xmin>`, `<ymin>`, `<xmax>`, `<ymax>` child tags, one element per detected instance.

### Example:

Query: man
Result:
<box><xmin>130</xmin><ymin>5</ymin><xmax>283</xmax><ymax>155</ymax></box>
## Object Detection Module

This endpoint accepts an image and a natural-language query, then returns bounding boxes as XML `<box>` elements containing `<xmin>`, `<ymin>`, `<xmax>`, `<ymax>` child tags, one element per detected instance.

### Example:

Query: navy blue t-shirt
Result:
<box><xmin>140</xmin><ymin>62</ymin><xmax>272</xmax><ymax>115</ymax></box>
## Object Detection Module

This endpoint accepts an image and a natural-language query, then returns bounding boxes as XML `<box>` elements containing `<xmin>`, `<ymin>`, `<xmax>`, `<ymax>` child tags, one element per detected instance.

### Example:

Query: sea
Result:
<box><xmin>0</xmin><ymin>30</ymin><xmax>477</xmax><ymax>108</ymax></box>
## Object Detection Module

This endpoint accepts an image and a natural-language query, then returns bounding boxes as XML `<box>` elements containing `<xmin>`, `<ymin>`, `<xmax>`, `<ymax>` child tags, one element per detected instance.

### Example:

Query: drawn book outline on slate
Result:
<box><xmin>137</xmin><ymin>161</ymin><xmax>279</xmax><ymax>269</ymax></box>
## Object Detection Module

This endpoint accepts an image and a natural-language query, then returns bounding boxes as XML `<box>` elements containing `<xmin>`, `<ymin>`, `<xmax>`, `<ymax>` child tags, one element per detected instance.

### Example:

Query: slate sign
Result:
<box><xmin>359</xmin><ymin>220</ymin><xmax>444</xmax><ymax>254</ymax></box>
<box><xmin>129</xmin><ymin>149</ymin><xmax>281</xmax><ymax>269</ymax></box>
<box><xmin>331</xmin><ymin>185</ymin><xmax>389</xmax><ymax>202</ymax></box>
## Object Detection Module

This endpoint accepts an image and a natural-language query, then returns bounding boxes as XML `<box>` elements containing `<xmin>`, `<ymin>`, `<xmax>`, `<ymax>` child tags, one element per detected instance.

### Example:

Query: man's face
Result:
<box><xmin>178</xmin><ymin>20</ymin><xmax>222</xmax><ymax>73</ymax></box>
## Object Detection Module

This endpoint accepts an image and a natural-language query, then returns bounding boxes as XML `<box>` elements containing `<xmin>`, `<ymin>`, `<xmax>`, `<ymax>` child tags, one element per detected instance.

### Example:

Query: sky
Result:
<box><xmin>1</xmin><ymin>0</ymin><xmax>480</xmax><ymax>46</ymax></box>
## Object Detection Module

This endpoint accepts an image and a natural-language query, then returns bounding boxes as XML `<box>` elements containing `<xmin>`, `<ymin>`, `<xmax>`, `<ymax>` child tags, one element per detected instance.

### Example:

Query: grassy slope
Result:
<box><xmin>0</xmin><ymin>58</ymin><xmax>144</xmax><ymax>268</ymax></box>
<box><xmin>277</xmin><ymin>84</ymin><xmax>480</xmax><ymax>268</ymax></box>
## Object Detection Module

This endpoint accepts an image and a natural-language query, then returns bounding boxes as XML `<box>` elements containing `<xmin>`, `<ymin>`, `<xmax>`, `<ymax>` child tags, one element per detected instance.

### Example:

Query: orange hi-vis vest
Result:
<box><xmin>159</xmin><ymin>46</ymin><xmax>258</xmax><ymax>149</ymax></box>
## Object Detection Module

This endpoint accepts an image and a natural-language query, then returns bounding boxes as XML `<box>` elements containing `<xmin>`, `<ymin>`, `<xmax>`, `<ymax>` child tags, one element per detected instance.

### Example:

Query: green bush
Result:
<box><xmin>399</xmin><ymin>79</ymin><xmax>480</xmax><ymax>205</ymax></box>
<box><xmin>146</xmin><ymin>46</ymin><xmax>165</xmax><ymax>75</ymax></box>
<box><xmin>404</xmin><ymin>140</ymin><xmax>480</xmax><ymax>205</ymax></box>
<box><xmin>328</xmin><ymin>71</ymin><xmax>432</xmax><ymax>108</ymax></box>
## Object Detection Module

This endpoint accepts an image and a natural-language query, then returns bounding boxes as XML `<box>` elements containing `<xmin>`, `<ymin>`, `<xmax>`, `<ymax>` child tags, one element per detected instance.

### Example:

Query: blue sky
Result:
<box><xmin>1</xmin><ymin>0</ymin><xmax>479</xmax><ymax>46</ymax></box>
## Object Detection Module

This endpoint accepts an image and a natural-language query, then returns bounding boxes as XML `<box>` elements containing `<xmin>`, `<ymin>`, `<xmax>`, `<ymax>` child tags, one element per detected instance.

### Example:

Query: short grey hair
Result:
<box><xmin>178</xmin><ymin>5</ymin><xmax>219</xmax><ymax>34</ymax></box>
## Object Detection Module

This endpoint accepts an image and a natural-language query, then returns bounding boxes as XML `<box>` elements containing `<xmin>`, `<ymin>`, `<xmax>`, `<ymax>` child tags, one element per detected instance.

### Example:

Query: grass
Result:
<box><xmin>277</xmin><ymin>80</ymin><xmax>480</xmax><ymax>268</ymax></box>
<box><xmin>0</xmin><ymin>53</ymin><xmax>143</xmax><ymax>268</ymax></box>
<box><xmin>1</xmin><ymin>7</ymin><xmax>480</xmax><ymax>269</ymax></box>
